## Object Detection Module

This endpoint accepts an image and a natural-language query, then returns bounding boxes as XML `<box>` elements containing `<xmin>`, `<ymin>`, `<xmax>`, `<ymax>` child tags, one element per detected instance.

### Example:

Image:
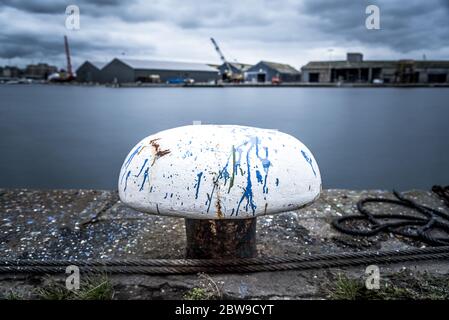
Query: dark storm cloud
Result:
<box><xmin>0</xmin><ymin>31</ymin><xmax>134</xmax><ymax>60</ymax></box>
<box><xmin>107</xmin><ymin>1</ymin><xmax>274</xmax><ymax>28</ymax></box>
<box><xmin>1</xmin><ymin>0</ymin><xmax>127</xmax><ymax>14</ymax></box>
<box><xmin>0</xmin><ymin>0</ymin><xmax>154</xmax><ymax>65</ymax></box>
<box><xmin>442</xmin><ymin>0</ymin><xmax>449</xmax><ymax>9</ymax></box>
<box><xmin>300</xmin><ymin>0</ymin><xmax>449</xmax><ymax>53</ymax></box>
<box><xmin>2</xmin><ymin>0</ymin><xmax>275</xmax><ymax>28</ymax></box>
<box><xmin>0</xmin><ymin>33</ymin><xmax>62</xmax><ymax>58</ymax></box>
<box><xmin>1</xmin><ymin>0</ymin><xmax>61</xmax><ymax>14</ymax></box>
<box><xmin>0</xmin><ymin>0</ymin><xmax>448</xmax><ymax>67</ymax></box>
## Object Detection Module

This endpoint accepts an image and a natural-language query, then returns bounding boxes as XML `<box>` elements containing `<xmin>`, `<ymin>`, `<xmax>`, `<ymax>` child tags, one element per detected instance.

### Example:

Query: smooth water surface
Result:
<box><xmin>1</xmin><ymin>85</ymin><xmax>448</xmax><ymax>190</ymax></box>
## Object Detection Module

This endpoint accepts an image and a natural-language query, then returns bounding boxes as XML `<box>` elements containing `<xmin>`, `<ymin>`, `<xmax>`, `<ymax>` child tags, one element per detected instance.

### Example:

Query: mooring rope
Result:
<box><xmin>332</xmin><ymin>185</ymin><xmax>449</xmax><ymax>246</ymax></box>
<box><xmin>0</xmin><ymin>246</ymin><xmax>448</xmax><ymax>274</ymax></box>
<box><xmin>1</xmin><ymin>186</ymin><xmax>448</xmax><ymax>274</ymax></box>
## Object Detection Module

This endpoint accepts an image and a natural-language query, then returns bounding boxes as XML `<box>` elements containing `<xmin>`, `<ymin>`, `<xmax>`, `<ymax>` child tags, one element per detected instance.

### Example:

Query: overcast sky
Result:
<box><xmin>1</xmin><ymin>0</ymin><xmax>448</xmax><ymax>69</ymax></box>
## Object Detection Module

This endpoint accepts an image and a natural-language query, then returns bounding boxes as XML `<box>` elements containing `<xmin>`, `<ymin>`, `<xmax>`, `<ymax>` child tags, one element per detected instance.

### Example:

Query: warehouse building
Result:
<box><xmin>76</xmin><ymin>61</ymin><xmax>107</xmax><ymax>83</ymax></box>
<box><xmin>302</xmin><ymin>53</ymin><xmax>449</xmax><ymax>84</ymax></box>
<box><xmin>99</xmin><ymin>58</ymin><xmax>219</xmax><ymax>84</ymax></box>
<box><xmin>245</xmin><ymin>61</ymin><xmax>301</xmax><ymax>83</ymax></box>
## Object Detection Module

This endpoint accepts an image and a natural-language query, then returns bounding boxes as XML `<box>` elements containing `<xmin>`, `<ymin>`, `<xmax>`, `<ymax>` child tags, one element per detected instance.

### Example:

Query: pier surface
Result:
<box><xmin>0</xmin><ymin>188</ymin><xmax>448</xmax><ymax>299</ymax></box>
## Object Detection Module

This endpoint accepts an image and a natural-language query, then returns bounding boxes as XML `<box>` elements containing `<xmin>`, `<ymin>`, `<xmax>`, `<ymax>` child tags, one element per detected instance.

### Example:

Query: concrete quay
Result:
<box><xmin>0</xmin><ymin>188</ymin><xmax>448</xmax><ymax>299</ymax></box>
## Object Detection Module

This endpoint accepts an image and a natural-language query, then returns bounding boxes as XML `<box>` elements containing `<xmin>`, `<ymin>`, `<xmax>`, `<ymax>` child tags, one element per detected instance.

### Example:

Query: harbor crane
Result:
<box><xmin>210</xmin><ymin>37</ymin><xmax>242</xmax><ymax>82</ymax></box>
<box><xmin>49</xmin><ymin>35</ymin><xmax>75</xmax><ymax>82</ymax></box>
<box><xmin>64</xmin><ymin>35</ymin><xmax>74</xmax><ymax>80</ymax></box>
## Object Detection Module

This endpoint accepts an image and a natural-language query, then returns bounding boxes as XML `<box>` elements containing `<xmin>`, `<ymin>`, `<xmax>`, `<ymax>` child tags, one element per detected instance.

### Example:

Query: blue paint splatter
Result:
<box><xmin>236</xmin><ymin>146</ymin><xmax>256</xmax><ymax>215</ymax></box>
<box><xmin>301</xmin><ymin>150</ymin><xmax>316</xmax><ymax>177</ymax></box>
<box><xmin>256</xmin><ymin>170</ymin><xmax>263</xmax><ymax>184</ymax></box>
<box><xmin>255</xmin><ymin>138</ymin><xmax>271</xmax><ymax>194</ymax></box>
<box><xmin>120</xmin><ymin>170</ymin><xmax>127</xmax><ymax>185</ymax></box>
<box><xmin>135</xmin><ymin>159</ymin><xmax>148</xmax><ymax>177</ymax></box>
<box><xmin>205</xmin><ymin>143</ymin><xmax>244</xmax><ymax>212</ymax></box>
<box><xmin>123</xmin><ymin>170</ymin><xmax>131</xmax><ymax>191</ymax></box>
<box><xmin>275</xmin><ymin>178</ymin><xmax>279</xmax><ymax>186</ymax></box>
<box><xmin>121</xmin><ymin>145</ymin><xmax>145</xmax><ymax>191</ymax></box>
<box><xmin>201</xmin><ymin>135</ymin><xmax>273</xmax><ymax>215</ymax></box>
<box><xmin>194</xmin><ymin>172</ymin><xmax>203</xmax><ymax>199</ymax></box>
<box><xmin>182</xmin><ymin>150</ymin><xmax>193</xmax><ymax>159</ymax></box>
<box><xmin>206</xmin><ymin>193</ymin><xmax>211</xmax><ymax>206</ymax></box>
<box><xmin>124</xmin><ymin>145</ymin><xmax>142</xmax><ymax>170</ymax></box>
<box><xmin>139</xmin><ymin>167</ymin><xmax>149</xmax><ymax>191</ymax></box>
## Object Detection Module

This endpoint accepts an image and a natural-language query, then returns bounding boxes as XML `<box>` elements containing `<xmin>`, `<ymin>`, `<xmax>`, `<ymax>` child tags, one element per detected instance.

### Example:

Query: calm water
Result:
<box><xmin>1</xmin><ymin>85</ymin><xmax>448</xmax><ymax>190</ymax></box>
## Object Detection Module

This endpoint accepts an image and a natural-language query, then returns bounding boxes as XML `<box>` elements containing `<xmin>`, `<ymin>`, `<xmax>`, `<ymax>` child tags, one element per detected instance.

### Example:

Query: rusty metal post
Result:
<box><xmin>185</xmin><ymin>218</ymin><xmax>257</xmax><ymax>259</ymax></box>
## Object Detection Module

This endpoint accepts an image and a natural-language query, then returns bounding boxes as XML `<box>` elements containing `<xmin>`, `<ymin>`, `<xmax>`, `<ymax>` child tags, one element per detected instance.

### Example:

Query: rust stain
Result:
<box><xmin>149</xmin><ymin>138</ymin><xmax>171</xmax><ymax>165</ymax></box>
<box><xmin>215</xmin><ymin>197</ymin><xmax>224</xmax><ymax>219</ymax></box>
<box><xmin>215</xmin><ymin>180</ymin><xmax>224</xmax><ymax>219</ymax></box>
<box><xmin>156</xmin><ymin>149</ymin><xmax>171</xmax><ymax>157</ymax></box>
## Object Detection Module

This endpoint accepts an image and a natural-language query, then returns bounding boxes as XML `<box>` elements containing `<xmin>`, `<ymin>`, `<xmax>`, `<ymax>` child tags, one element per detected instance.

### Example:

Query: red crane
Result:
<box><xmin>48</xmin><ymin>35</ymin><xmax>75</xmax><ymax>82</ymax></box>
<box><xmin>64</xmin><ymin>35</ymin><xmax>74</xmax><ymax>80</ymax></box>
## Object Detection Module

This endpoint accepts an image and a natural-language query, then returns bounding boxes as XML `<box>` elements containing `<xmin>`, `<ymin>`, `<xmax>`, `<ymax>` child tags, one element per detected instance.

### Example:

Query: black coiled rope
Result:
<box><xmin>332</xmin><ymin>185</ymin><xmax>449</xmax><ymax>246</ymax></box>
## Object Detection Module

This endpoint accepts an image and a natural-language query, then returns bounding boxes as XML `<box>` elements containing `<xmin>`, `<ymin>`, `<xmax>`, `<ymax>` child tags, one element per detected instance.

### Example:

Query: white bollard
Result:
<box><xmin>118</xmin><ymin>125</ymin><xmax>322</xmax><ymax>258</ymax></box>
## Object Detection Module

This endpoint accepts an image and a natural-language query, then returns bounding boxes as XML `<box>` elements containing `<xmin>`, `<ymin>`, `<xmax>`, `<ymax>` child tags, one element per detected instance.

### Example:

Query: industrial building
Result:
<box><xmin>0</xmin><ymin>66</ymin><xmax>22</xmax><ymax>78</ymax></box>
<box><xmin>245</xmin><ymin>61</ymin><xmax>301</xmax><ymax>83</ymax></box>
<box><xmin>98</xmin><ymin>58</ymin><xmax>219</xmax><ymax>84</ymax></box>
<box><xmin>24</xmin><ymin>63</ymin><xmax>58</xmax><ymax>80</ymax></box>
<box><xmin>302</xmin><ymin>53</ymin><xmax>449</xmax><ymax>84</ymax></box>
<box><xmin>76</xmin><ymin>61</ymin><xmax>107</xmax><ymax>83</ymax></box>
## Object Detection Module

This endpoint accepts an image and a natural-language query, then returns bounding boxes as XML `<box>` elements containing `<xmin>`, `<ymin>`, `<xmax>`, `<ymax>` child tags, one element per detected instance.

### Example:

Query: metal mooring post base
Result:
<box><xmin>185</xmin><ymin>218</ymin><xmax>257</xmax><ymax>259</ymax></box>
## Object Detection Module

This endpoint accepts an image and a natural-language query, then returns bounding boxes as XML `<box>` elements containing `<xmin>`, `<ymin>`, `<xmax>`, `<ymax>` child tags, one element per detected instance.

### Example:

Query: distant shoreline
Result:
<box><xmin>2</xmin><ymin>82</ymin><xmax>449</xmax><ymax>88</ymax></box>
